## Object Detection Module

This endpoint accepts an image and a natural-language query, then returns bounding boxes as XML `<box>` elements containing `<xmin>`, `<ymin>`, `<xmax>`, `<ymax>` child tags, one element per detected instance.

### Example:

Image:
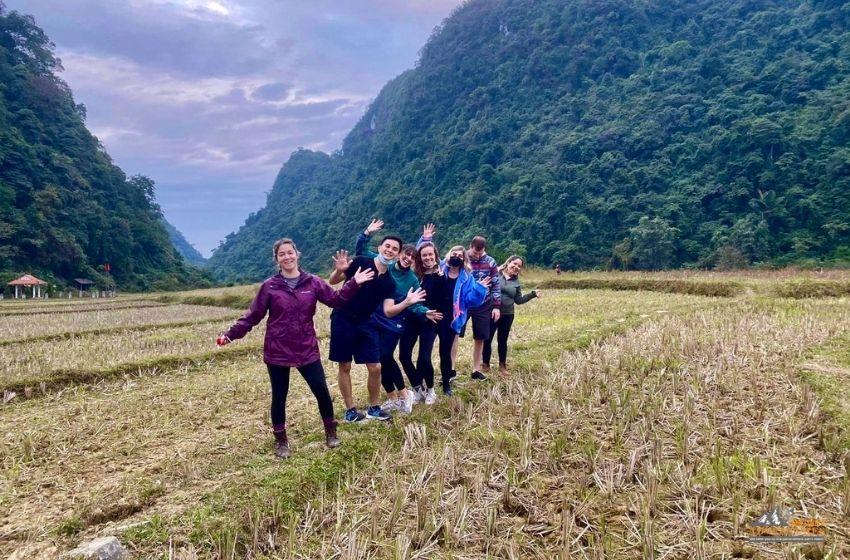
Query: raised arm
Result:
<box><xmin>315</xmin><ymin>267</ymin><xmax>374</xmax><ymax>308</ymax></box>
<box><xmin>328</xmin><ymin>249</ymin><xmax>352</xmax><ymax>285</ymax></box>
<box><xmin>356</xmin><ymin>219</ymin><xmax>383</xmax><ymax>257</ymax></box>
<box><xmin>416</xmin><ymin>223</ymin><xmax>436</xmax><ymax>249</ymax></box>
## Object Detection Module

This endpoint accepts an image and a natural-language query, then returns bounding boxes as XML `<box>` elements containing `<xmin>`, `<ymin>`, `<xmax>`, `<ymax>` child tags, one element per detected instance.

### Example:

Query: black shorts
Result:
<box><xmin>466</xmin><ymin>301</ymin><xmax>493</xmax><ymax>340</ymax></box>
<box><xmin>329</xmin><ymin>313</ymin><xmax>381</xmax><ymax>364</ymax></box>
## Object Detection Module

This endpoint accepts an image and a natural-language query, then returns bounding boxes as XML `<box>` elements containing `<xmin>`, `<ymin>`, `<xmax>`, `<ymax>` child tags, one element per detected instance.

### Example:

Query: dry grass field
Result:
<box><xmin>1</xmin><ymin>270</ymin><xmax>849</xmax><ymax>559</ymax></box>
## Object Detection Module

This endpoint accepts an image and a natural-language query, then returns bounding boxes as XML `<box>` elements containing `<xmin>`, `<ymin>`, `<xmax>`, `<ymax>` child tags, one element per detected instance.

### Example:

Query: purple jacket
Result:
<box><xmin>224</xmin><ymin>272</ymin><xmax>359</xmax><ymax>367</ymax></box>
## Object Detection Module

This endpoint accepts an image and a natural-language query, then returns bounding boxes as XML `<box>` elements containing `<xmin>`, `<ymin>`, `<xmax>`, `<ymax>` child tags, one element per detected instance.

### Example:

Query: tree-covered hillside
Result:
<box><xmin>0</xmin><ymin>6</ymin><xmax>208</xmax><ymax>290</ymax></box>
<box><xmin>208</xmin><ymin>0</ymin><xmax>850</xmax><ymax>282</ymax></box>
<box><xmin>162</xmin><ymin>218</ymin><xmax>207</xmax><ymax>267</ymax></box>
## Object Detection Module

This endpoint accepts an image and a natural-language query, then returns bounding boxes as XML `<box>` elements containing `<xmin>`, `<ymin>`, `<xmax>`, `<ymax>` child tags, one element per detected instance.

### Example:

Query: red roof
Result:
<box><xmin>8</xmin><ymin>274</ymin><xmax>48</xmax><ymax>286</ymax></box>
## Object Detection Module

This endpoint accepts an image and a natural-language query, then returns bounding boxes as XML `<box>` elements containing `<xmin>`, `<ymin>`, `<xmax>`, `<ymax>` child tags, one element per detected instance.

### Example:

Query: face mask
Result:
<box><xmin>378</xmin><ymin>254</ymin><xmax>397</xmax><ymax>266</ymax></box>
<box><xmin>448</xmin><ymin>256</ymin><xmax>463</xmax><ymax>268</ymax></box>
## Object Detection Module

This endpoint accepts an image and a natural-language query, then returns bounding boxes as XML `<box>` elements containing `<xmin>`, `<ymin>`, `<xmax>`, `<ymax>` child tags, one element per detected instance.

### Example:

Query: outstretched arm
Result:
<box><xmin>514</xmin><ymin>285</ymin><xmax>539</xmax><ymax>305</ymax></box>
<box><xmin>383</xmin><ymin>287</ymin><xmax>427</xmax><ymax>318</ymax></box>
<box><xmin>218</xmin><ymin>284</ymin><xmax>269</xmax><ymax>343</ymax></box>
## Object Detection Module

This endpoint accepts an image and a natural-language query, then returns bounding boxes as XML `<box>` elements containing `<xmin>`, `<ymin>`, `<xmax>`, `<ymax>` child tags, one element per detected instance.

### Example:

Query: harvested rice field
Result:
<box><xmin>1</xmin><ymin>271</ymin><xmax>849</xmax><ymax>559</ymax></box>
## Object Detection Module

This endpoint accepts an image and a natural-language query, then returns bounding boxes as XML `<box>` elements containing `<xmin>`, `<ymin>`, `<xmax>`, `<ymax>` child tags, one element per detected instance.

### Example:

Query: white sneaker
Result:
<box><xmin>425</xmin><ymin>388</ymin><xmax>437</xmax><ymax>405</ymax></box>
<box><xmin>412</xmin><ymin>386</ymin><xmax>425</xmax><ymax>405</ymax></box>
<box><xmin>380</xmin><ymin>398</ymin><xmax>400</xmax><ymax>412</ymax></box>
<box><xmin>399</xmin><ymin>390</ymin><xmax>414</xmax><ymax>414</ymax></box>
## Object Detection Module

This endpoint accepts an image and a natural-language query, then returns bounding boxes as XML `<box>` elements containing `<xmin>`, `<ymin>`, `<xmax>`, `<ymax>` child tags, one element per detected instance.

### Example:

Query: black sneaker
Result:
<box><xmin>447</xmin><ymin>369</ymin><xmax>458</xmax><ymax>384</ymax></box>
<box><xmin>471</xmin><ymin>370</ymin><xmax>488</xmax><ymax>381</ymax></box>
<box><xmin>443</xmin><ymin>385</ymin><xmax>453</xmax><ymax>396</ymax></box>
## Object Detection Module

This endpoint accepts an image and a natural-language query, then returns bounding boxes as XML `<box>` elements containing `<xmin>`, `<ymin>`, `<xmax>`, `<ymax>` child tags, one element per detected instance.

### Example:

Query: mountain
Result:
<box><xmin>0</xmin><ymin>6</ymin><xmax>209</xmax><ymax>290</ymax></box>
<box><xmin>162</xmin><ymin>218</ymin><xmax>207</xmax><ymax>267</ymax></box>
<box><xmin>208</xmin><ymin>0</ymin><xmax>850</xmax><ymax>281</ymax></box>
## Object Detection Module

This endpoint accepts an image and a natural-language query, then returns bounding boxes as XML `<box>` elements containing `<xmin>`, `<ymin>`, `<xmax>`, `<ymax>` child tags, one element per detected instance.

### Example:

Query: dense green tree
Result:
<box><xmin>204</xmin><ymin>0</ymin><xmax>850</xmax><ymax>281</ymax></box>
<box><xmin>0</xmin><ymin>6</ymin><xmax>208</xmax><ymax>290</ymax></box>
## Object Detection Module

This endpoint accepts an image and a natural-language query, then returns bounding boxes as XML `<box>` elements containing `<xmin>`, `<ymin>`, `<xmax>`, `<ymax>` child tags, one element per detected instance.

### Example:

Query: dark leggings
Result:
<box><xmin>436</xmin><ymin>319</ymin><xmax>456</xmax><ymax>390</ymax></box>
<box><xmin>266</xmin><ymin>361</ymin><xmax>334</xmax><ymax>429</ymax></box>
<box><xmin>399</xmin><ymin>319</ymin><xmax>439</xmax><ymax>389</ymax></box>
<box><xmin>379</xmin><ymin>328</ymin><xmax>406</xmax><ymax>393</ymax></box>
<box><xmin>483</xmin><ymin>314</ymin><xmax>516</xmax><ymax>366</ymax></box>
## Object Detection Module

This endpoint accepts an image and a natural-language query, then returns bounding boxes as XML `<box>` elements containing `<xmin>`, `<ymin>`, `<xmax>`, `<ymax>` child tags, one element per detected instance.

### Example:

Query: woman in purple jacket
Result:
<box><xmin>216</xmin><ymin>238</ymin><xmax>374</xmax><ymax>459</ymax></box>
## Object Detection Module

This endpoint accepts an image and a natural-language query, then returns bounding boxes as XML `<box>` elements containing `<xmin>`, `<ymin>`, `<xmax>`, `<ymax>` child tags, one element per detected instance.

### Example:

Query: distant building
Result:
<box><xmin>7</xmin><ymin>274</ymin><xmax>48</xmax><ymax>299</ymax></box>
<box><xmin>74</xmin><ymin>278</ymin><xmax>95</xmax><ymax>297</ymax></box>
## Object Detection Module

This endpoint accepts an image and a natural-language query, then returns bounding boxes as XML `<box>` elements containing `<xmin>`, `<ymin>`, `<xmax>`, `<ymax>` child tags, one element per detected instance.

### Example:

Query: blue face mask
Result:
<box><xmin>377</xmin><ymin>254</ymin><xmax>397</xmax><ymax>267</ymax></box>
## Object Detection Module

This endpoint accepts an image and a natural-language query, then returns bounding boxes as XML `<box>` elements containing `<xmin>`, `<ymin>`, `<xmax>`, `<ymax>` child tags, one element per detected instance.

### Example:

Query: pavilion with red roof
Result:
<box><xmin>7</xmin><ymin>274</ymin><xmax>48</xmax><ymax>299</ymax></box>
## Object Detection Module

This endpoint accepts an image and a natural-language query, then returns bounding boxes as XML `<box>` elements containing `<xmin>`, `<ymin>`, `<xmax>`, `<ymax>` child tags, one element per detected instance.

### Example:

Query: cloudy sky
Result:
<box><xmin>6</xmin><ymin>0</ymin><xmax>463</xmax><ymax>256</ymax></box>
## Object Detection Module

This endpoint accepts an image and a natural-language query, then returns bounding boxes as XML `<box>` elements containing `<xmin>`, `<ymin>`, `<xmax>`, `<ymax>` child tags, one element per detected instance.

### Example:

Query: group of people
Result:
<box><xmin>216</xmin><ymin>222</ymin><xmax>539</xmax><ymax>458</ymax></box>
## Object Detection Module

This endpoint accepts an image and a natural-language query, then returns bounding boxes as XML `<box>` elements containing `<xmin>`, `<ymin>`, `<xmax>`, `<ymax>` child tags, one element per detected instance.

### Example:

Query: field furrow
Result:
<box><xmin>0</xmin><ymin>320</ymin><xmax>262</xmax><ymax>395</ymax></box>
<box><xmin>0</xmin><ymin>304</ymin><xmax>238</xmax><ymax>342</ymax></box>
<box><xmin>3</xmin><ymin>285</ymin><xmax>849</xmax><ymax>559</ymax></box>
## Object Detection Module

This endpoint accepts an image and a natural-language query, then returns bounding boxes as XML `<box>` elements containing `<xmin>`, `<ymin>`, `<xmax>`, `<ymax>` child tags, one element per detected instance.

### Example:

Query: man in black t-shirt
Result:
<box><xmin>329</xmin><ymin>237</ymin><xmax>425</xmax><ymax>422</ymax></box>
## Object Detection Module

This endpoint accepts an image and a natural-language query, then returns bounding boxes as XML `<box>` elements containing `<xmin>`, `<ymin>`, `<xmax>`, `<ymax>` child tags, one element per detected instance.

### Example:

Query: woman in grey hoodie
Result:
<box><xmin>482</xmin><ymin>255</ymin><xmax>540</xmax><ymax>376</ymax></box>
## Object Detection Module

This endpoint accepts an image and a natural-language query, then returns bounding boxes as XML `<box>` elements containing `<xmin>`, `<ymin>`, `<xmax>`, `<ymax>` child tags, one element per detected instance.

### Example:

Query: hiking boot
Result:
<box><xmin>425</xmin><ymin>388</ymin><xmax>437</xmax><ymax>405</ymax></box>
<box><xmin>273</xmin><ymin>430</ymin><xmax>290</xmax><ymax>459</ymax></box>
<box><xmin>471</xmin><ymin>370</ymin><xmax>488</xmax><ymax>381</ymax></box>
<box><xmin>324</xmin><ymin>419</ymin><xmax>340</xmax><ymax>449</ymax></box>
<box><xmin>499</xmin><ymin>362</ymin><xmax>508</xmax><ymax>376</ymax></box>
<box><xmin>366</xmin><ymin>405</ymin><xmax>392</xmax><ymax>421</ymax></box>
<box><xmin>481</xmin><ymin>363</ymin><xmax>491</xmax><ymax>373</ymax></box>
<box><xmin>275</xmin><ymin>441</ymin><xmax>290</xmax><ymax>458</ymax></box>
<box><xmin>380</xmin><ymin>398</ymin><xmax>401</xmax><ymax>412</ymax></box>
<box><xmin>344</xmin><ymin>407</ymin><xmax>366</xmax><ymax>423</ymax></box>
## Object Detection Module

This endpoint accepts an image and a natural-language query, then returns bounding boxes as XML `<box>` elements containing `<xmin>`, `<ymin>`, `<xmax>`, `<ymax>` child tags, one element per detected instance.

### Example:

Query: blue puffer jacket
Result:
<box><xmin>441</xmin><ymin>262</ymin><xmax>487</xmax><ymax>334</ymax></box>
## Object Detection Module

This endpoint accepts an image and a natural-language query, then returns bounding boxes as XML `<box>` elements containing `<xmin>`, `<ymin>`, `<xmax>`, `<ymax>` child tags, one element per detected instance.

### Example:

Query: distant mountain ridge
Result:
<box><xmin>0</xmin><ymin>6</ymin><xmax>209</xmax><ymax>290</ymax></box>
<box><xmin>162</xmin><ymin>219</ymin><xmax>207</xmax><ymax>267</ymax></box>
<box><xmin>207</xmin><ymin>0</ymin><xmax>850</xmax><ymax>281</ymax></box>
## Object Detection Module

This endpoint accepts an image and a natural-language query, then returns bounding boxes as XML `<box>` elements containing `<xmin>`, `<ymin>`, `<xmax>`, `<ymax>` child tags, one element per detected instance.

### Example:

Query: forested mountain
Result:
<box><xmin>208</xmin><ymin>0</ymin><xmax>850</xmax><ymax>282</ymax></box>
<box><xmin>162</xmin><ymin>218</ymin><xmax>207</xmax><ymax>267</ymax></box>
<box><xmin>0</xmin><ymin>6</ymin><xmax>208</xmax><ymax>290</ymax></box>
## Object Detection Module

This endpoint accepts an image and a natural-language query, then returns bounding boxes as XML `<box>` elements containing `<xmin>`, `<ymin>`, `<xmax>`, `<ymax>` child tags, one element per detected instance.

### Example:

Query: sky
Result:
<box><xmin>6</xmin><ymin>0</ymin><xmax>463</xmax><ymax>256</ymax></box>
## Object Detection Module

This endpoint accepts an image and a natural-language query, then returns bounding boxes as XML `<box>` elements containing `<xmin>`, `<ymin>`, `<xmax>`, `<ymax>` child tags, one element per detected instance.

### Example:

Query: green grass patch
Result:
<box><xmin>800</xmin><ymin>336</ymin><xmax>850</xmax><ymax>451</ymax></box>
<box><xmin>532</xmin><ymin>277</ymin><xmax>744</xmax><ymax>297</ymax></box>
<box><xmin>769</xmin><ymin>279</ymin><xmax>850</xmax><ymax>299</ymax></box>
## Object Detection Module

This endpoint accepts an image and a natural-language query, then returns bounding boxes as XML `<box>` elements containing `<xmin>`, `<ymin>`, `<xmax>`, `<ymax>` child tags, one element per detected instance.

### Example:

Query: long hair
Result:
<box><xmin>445</xmin><ymin>245</ymin><xmax>472</xmax><ymax>273</ymax></box>
<box><xmin>415</xmin><ymin>242</ymin><xmax>440</xmax><ymax>279</ymax></box>
<box><xmin>499</xmin><ymin>255</ymin><xmax>524</xmax><ymax>276</ymax></box>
